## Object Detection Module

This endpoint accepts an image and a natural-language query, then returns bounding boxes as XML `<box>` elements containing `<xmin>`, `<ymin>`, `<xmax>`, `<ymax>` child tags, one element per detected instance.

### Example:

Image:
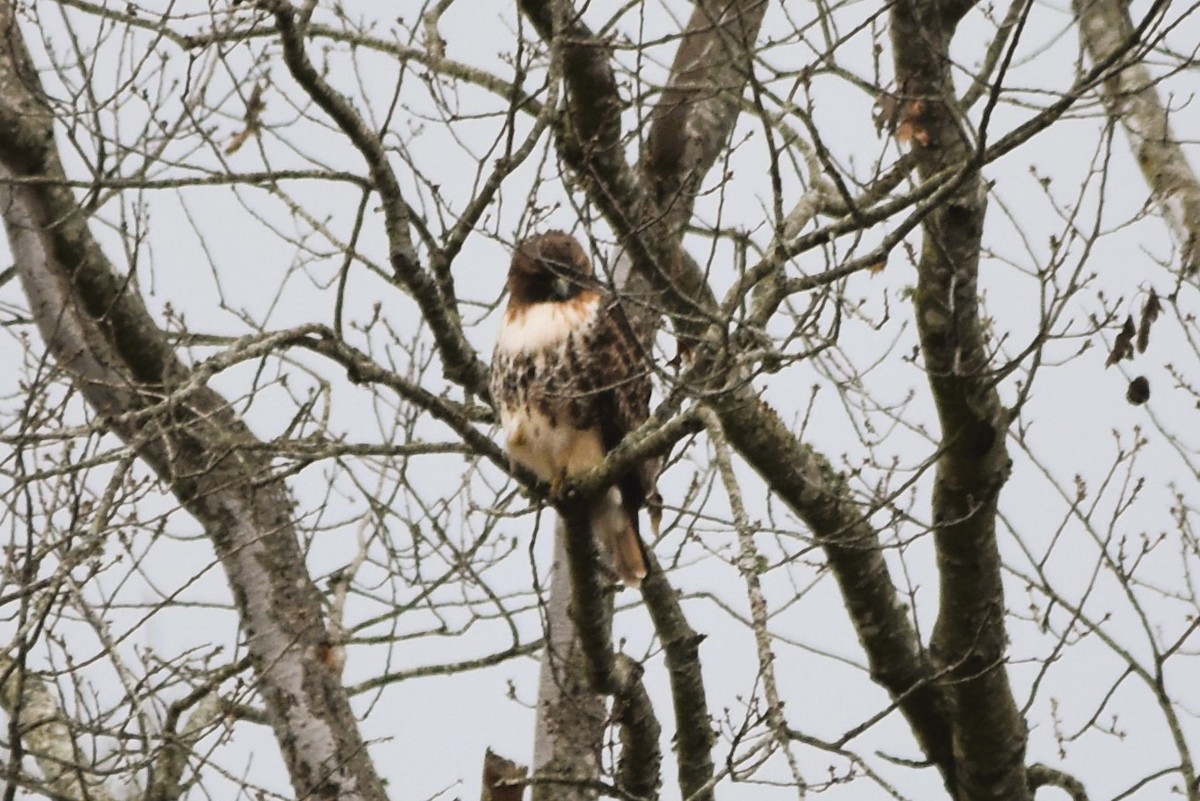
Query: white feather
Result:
<box><xmin>495</xmin><ymin>299</ymin><xmax>598</xmax><ymax>355</ymax></box>
<box><xmin>497</xmin><ymin>402</ymin><xmax>600</xmax><ymax>482</ymax></box>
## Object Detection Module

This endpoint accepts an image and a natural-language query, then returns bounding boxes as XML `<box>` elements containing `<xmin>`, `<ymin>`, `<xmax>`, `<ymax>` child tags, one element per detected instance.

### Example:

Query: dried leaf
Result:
<box><xmin>1126</xmin><ymin>376</ymin><xmax>1150</xmax><ymax>405</ymax></box>
<box><xmin>225</xmin><ymin>128</ymin><xmax>253</xmax><ymax>155</ymax></box>
<box><xmin>896</xmin><ymin>99</ymin><xmax>929</xmax><ymax>146</ymax></box>
<box><xmin>1136</xmin><ymin>288</ymin><xmax>1160</xmax><ymax>353</ymax></box>
<box><xmin>875</xmin><ymin>81</ymin><xmax>929</xmax><ymax>146</ymax></box>
<box><xmin>1105</xmin><ymin>315</ymin><xmax>1135</xmax><ymax>367</ymax></box>
<box><xmin>481</xmin><ymin>749</ymin><xmax>527</xmax><ymax>801</ymax></box>
<box><xmin>667</xmin><ymin>337</ymin><xmax>695</xmax><ymax>370</ymax></box>
<box><xmin>873</xmin><ymin>91</ymin><xmax>899</xmax><ymax>135</ymax></box>
<box><xmin>227</xmin><ymin>82</ymin><xmax>266</xmax><ymax>155</ymax></box>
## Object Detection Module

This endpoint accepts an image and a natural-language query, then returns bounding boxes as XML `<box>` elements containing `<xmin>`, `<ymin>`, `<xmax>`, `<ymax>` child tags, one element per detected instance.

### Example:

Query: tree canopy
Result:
<box><xmin>1</xmin><ymin>2</ymin><xmax>1199</xmax><ymax>800</ymax></box>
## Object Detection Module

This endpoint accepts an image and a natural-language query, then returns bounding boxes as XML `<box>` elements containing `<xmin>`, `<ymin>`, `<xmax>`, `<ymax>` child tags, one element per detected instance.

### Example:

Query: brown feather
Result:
<box><xmin>491</xmin><ymin>232</ymin><xmax>658</xmax><ymax>587</ymax></box>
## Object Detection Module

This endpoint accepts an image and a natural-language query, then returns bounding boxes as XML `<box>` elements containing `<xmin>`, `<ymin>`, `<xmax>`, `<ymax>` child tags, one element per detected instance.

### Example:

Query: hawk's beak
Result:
<box><xmin>552</xmin><ymin>275</ymin><xmax>573</xmax><ymax>299</ymax></box>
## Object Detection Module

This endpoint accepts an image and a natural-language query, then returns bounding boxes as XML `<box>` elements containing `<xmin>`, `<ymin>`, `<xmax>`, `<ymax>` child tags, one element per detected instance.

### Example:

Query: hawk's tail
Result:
<box><xmin>591</xmin><ymin>488</ymin><xmax>648</xmax><ymax>588</ymax></box>
<box><xmin>609</xmin><ymin>522</ymin><xmax>647</xmax><ymax>588</ymax></box>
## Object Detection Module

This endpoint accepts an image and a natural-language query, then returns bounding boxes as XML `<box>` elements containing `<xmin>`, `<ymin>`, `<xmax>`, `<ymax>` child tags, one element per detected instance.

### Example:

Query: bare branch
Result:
<box><xmin>1075</xmin><ymin>0</ymin><xmax>1200</xmax><ymax>274</ymax></box>
<box><xmin>642</xmin><ymin>0</ymin><xmax>769</xmax><ymax>234</ymax></box>
<box><xmin>0</xmin><ymin>654</ymin><xmax>116</xmax><ymax>801</ymax></box>
<box><xmin>555</xmin><ymin>507</ymin><xmax>663</xmax><ymax>800</ymax></box>
<box><xmin>0</xmin><ymin>4</ymin><xmax>388</xmax><ymax>798</ymax></box>
<box><xmin>532</xmin><ymin>523</ymin><xmax>606</xmax><ymax>801</ymax></box>
<box><xmin>890</xmin><ymin>0</ymin><xmax>1030</xmax><ymax>795</ymax></box>
<box><xmin>1027</xmin><ymin>763</ymin><xmax>1090</xmax><ymax>801</ymax></box>
<box><xmin>266</xmin><ymin>0</ymin><xmax>490</xmax><ymax>391</ymax></box>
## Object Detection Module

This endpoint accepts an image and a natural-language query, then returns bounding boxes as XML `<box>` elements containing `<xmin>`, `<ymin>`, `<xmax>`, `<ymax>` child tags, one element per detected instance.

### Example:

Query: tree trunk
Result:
<box><xmin>532</xmin><ymin>520</ymin><xmax>606</xmax><ymax>801</ymax></box>
<box><xmin>0</xmin><ymin>5</ymin><xmax>388</xmax><ymax>799</ymax></box>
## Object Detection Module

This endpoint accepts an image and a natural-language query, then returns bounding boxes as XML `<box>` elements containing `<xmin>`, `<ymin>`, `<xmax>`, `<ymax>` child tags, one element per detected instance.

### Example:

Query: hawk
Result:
<box><xmin>491</xmin><ymin>231</ymin><xmax>658</xmax><ymax>587</ymax></box>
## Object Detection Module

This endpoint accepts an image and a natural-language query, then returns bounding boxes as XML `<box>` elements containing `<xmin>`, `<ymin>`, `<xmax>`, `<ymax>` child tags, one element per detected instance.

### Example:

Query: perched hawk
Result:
<box><xmin>491</xmin><ymin>231</ymin><xmax>658</xmax><ymax>587</ymax></box>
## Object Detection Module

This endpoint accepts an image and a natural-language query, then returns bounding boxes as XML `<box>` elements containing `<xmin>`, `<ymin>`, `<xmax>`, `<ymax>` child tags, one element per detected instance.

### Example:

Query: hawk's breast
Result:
<box><xmin>491</xmin><ymin>293</ymin><xmax>605</xmax><ymax>481</ymax></box>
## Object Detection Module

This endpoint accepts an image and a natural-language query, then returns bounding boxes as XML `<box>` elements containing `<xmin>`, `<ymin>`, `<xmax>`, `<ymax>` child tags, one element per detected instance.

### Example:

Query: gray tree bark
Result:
<box><xmin>517</xmin><ymin>0</ymin><xmax>1035</xmax><ymax>798</ymax></box>
<box><xmin>0</xmin><ymin>4</ymin><xmax>388</xmax><ymax>799</ymax></box>
<box><xmin>891</xmin><ymin>0</ymin><xmax>1029</xmax><ymax>795</ymax></box>
<box><xmin>531</xmin><ymin>522</ymin><xmax>607</xmax><ymax>801</ymax></box>
<box><xmin>1075</xmin><ymin>0</ymin><xmax>1200</xmax><ymax>274</ymax></box>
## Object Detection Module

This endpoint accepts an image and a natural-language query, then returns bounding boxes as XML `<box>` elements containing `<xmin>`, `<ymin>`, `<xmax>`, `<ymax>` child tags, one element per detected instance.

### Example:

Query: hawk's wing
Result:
<box><xmin>588</xmin><ymin>295</ymin><xmax>659</xmax><ymax>536</ymax></box>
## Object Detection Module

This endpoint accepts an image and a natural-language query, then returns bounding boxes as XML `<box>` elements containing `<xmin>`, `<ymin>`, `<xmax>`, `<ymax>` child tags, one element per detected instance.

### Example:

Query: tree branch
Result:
<box><xmin>519</xmin><ymin>1</ymin><xmax>960</xmax><ymax>792</ymax></box>
<box><xmin>266</xmin><ymin>0</ymin><xmax>491</xmax><ymax>391</ymax></box>
<box><xmin>1074</xmin><ymin>0</ymin><xmax>1200</xmax><ymax>274</ymax></box>
<box><xmin>890</xmin><ymin>0</ymin><xmax>1028</xmax><ymax>795</ymax></box>
<box><xmin>530</xmin><ymin>522</ymin><xmax>607</xmax><ymax>801</ymax></box>
<box><xmin>1027</xmin><ymin>764</ymin><xmax>1090</xmax><ymax>801</ymax></box>
<box><xmin>0</xmin><ymin>654</ymin><xmax>117</xmax><ymax>801</ymax></box>
<box><xmin>557</xmin><ymin>506</ymin><xmax>663</xmax><ymax>800</ymax></box>
<box><xmin>642</xmin><ymin>0</ymin><xmax>769</xmax><ymax>236</ymax></box>
<box><xmin>0</xmin><ymin>5</ymin><xmax>388</xmax><ymax>798</ymax></box>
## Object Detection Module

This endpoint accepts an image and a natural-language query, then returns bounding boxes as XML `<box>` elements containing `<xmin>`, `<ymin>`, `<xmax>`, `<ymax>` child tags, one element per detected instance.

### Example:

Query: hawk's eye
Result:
<box><xmin>551</xmin><ymin>275</ymin><xmax>574</xmax><ymax>299</ymax></box>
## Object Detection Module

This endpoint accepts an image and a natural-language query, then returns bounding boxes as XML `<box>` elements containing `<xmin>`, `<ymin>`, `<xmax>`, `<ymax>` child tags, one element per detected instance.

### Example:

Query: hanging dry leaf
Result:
<box><xmin>668</xmin><ymin>336</ymin><xmax>695</xmax><ymax>370</ymax></box>
<box><xmin>481</xmin><ymin>749</ymin><xmax>527</xmax><ymax>801</ymax></box>
<box><xmin>1126</xmin><ymin>376</ymin><xmax>1150</xmax><ymax>405</ymax></box>
<box><xmin>1136</xmin><ymin>288</ymin><xmax>1161</xmax><ymax>353</ymax></box>
<box><xmin>1105</xmin><ymin>315</ymin><xmax>1136</xmax><ymax>367</ymax></box>
<box><xmin>227</xmin><ymin>82</ymin><xmax>266</xmax><ymax>155</ymax></box>
<box><xmin>873</xmin><ymin>81</ymin><xmax>929</xmax><ymax>146</ymax></box>
<box><xmin>896</xmin><ymin>99</ymin><xmax>929</xmax><ymax>146</ymax></box>
<box><xmin>873</xmin><ymin>91</ymin><xmax>899</xmax><ymax>135</ymax></box>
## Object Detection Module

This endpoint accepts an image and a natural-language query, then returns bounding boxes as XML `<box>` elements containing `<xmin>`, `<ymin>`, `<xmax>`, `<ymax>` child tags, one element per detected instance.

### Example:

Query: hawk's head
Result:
<box><xmin>508</xmin><ymin>231</ymin><xmax>594</xmax><ymax>306</ymax></box>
